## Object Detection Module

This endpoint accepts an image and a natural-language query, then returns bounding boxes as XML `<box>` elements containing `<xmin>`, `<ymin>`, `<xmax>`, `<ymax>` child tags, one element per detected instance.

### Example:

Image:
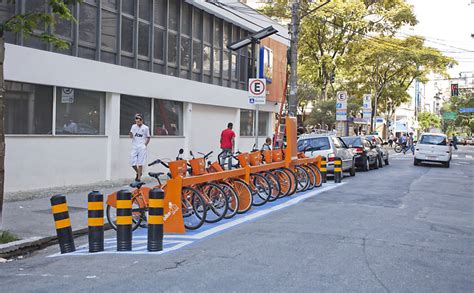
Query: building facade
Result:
<box><xmin>1</xmin><ymin>0</ymin><xmax>289</xmax><ymax>193</ymax></box>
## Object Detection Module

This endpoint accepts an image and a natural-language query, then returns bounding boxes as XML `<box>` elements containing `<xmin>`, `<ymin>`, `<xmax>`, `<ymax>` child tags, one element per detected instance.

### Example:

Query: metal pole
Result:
<box><xmin>288</xmin><ymin>0</ymin><xmax>300</xmax><ymax>117</ymax></box>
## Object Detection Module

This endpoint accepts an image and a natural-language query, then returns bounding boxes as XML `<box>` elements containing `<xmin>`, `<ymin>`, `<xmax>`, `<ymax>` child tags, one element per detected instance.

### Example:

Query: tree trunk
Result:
<box><xmin>0</xmin><ymin>37</ymin><xmax>5</xmax><ymax>227</ymax></box>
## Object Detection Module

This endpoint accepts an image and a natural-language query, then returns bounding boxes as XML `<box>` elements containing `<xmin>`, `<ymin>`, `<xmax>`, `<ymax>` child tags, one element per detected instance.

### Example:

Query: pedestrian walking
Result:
<box><xmin>452</xmin><ymin>134</ymin><xmax>458</xmax><ymax>150</ymax></box>
<box><xmin>219</xmin><ymin>122</ymin><xmax>235</xmax><ymax>170</ymax></box>
<box><xmin>388</xmin><ymin>132</ymin><xmax>395</xmax><ymax>147</ymax></box>
<box><xmin>130</xmin><ymin>114</ymin><xmax>150</xmax><ymax>182</ymax></box>
<box><xmin>261</xmin><ymin>137</ymin><xmax>272</xmax><ymax>151</ymax></box>
<box><xmin>404</xmin><ymin>132</ymin><xmax>414</xmax><ymax>155</ymax></box>
<box><xmin>400</xmin><ymin>133</ymin><xmax>408</xmax><ymax>153</ymax></box>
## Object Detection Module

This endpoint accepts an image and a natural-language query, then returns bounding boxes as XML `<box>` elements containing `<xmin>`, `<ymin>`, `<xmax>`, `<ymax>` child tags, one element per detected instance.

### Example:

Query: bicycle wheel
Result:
<box><xmin>218</xmin><ymin>181</ymin><xmax>240</xmax><ymax>219</ymax></box>
<box><xmin>308</xmin><ymin>163</ymin><xmax>322</xmax><ymax>187</ymax></box>
<box><xmin>181</xmin><ymin>186</ymin><xmax>207</xmax><ymax>230</ymax></box>
<box><xmin>281</xmin><ymin>167</ymin><xmax>297</xmax><ymax>195</ymax></box>
<box><xmin>249</xmin><ymin>173</ymin><xmax>271</xmax><ymax>206</ymax></box>
<box><xmin>106</xmin><ymin>196</ymin><xmax>143</xmax><ymax>231</ymax></box>
<box><xmin>294</xmin><ymin>165</ymin><xmax>310</xmax><ymax>193</ymax></box>
<box><xmin>261</xmin><ymin>171</ymin><xmax>281</xmax><ymax>201</ymax></box>
<box><xmin>201</xmin><ymin>183</ymin><xmax>228</xmax><ymax>223</ymax></box>
<box><xmin>302</xmin><ymin>165</ymin><xmax>316</xmax><ymax>190</ymax></box>
<box><xmin>231</xmin><ymin>178</ymin><xmax>253</xmax><ymax>214</ymax></box>
<box><xmin>272</xmin><ymin>169</ymin><xmax>292</xmax><ymax>197</ymax></box>
<box><xmin>394</xmin><ymin>145</ymin><xmax>402</xmax><ymax>153</ymax></box>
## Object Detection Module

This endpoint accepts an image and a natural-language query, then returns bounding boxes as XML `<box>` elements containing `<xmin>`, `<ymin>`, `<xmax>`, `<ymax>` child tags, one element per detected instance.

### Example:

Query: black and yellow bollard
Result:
<box><xmin>321</xmin><ymin>156</ymin><xmax>327</xmax><ymax>183</ymax></box>
<box><xmin>88</xmin><ymin>191</ymin><xmax>104</xmax><ymax>253</ymax></box>
<box><xmin>50</xmin><ymin>195</ymin><xmax>75</xmax><ymax>254</ymax></box>
<box><xmin>116</xmin><ymin>190</ymin><xmax>132</xmax><ymax>251</ymax></box>
<box><xmin>148</xmin><ymin>188</ymin><xmax>164</xmax><ymax>252</ymax></box>
<box><xmin>334</xmin><ymin>157</ymin><xmax>342</xmax><ymax>183</ymax></box>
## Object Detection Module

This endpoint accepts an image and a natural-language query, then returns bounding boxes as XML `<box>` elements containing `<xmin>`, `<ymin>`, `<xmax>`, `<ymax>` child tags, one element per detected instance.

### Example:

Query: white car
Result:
<box><xmin>297</xmin><ymin>134</ymin><xmax>356</xmax><ymax>176</ymax></box>
<box><xmin>414</xmin><ymin>133</ymin><xmax>452</xmax><ymax>168</ymax></box>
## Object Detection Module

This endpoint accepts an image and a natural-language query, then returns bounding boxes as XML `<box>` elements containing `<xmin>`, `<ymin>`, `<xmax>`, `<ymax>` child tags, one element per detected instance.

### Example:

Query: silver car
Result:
<box><xmin>297</xmin><ymin>134</ymin><xmax>356</xmax><ymax>177</ymax></box>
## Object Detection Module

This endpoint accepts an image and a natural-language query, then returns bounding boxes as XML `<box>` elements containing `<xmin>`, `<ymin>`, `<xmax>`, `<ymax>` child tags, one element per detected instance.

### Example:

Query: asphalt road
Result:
<box><xmin>1</xmin><ymin>146</ymin><xmax>473</xmax><ymax>292</ymax></box>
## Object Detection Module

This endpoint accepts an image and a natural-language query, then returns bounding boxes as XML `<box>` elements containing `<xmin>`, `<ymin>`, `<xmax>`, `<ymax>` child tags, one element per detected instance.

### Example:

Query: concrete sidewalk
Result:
<box><xmin>1</xmin><ymin>179</ymin><xmax>159</xmax><ymax>257</ymax></box>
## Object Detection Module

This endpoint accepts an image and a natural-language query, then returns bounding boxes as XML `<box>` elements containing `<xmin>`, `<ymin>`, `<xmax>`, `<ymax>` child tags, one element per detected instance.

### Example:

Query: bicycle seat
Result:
<box><xmin>130</xmin><ymin>181</ymin><xmax>146</xmax><ymax>188</ymax></box>
<box><xmin>148</xmin><ymin>172</ymin><xmax>164</xmax><ymax>178</ymax></box>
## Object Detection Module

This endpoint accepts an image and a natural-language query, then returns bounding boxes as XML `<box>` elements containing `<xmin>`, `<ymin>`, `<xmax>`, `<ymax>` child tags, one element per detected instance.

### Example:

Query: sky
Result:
<box><xmin>404</xmin><ymin>0</ymin><xmax>474</xmax><ymax>77</ymax></box>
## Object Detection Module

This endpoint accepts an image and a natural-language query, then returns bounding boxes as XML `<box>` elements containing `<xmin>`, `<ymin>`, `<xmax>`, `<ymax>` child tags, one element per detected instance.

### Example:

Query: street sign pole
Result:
<box><xmin>254</xmin><ymin>41</ymin><xmax>259</xmax><ymax>148</ymax></box>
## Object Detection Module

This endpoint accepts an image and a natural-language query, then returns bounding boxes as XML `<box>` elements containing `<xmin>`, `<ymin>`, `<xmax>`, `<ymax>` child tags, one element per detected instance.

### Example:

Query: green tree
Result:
<box><xmin>441</xmin><ymin>89</ymin><xmax>474</xmax><ymax>134</ymax></box>
<box><xmin>305</xmin><ymin>96</ymin><xmax>361</xmax><ymax>130</ymax></box>
<box><xmin>342</xmin><ymin>36</ymin><xmax>455</xmax><ymax>131</ymax></box>
<box><xmin>0</xmin><ymin>0</ymin><xmax>80</xmax><ymax>226</ymax></box>
<box><xmin>260</xmin><ymin>0</ymin><xmax>417</xmax><ymax>101</ymax></box>
<box><xmin>418</xmin><ymin>111</ymin><xmax>441</xmax><ymax>132</ymax></box>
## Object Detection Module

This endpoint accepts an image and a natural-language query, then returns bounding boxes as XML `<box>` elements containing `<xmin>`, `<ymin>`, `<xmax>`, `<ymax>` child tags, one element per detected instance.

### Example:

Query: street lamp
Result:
<box><xmin>228</xmin><ymin>26</ymin><xmax>279</xmax><ymax>147</ymax></box>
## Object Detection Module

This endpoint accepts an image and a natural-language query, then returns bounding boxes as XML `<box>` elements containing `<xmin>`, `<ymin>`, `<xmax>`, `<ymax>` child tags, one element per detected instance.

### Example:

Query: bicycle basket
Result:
<box><xmin>189</xmin><ymin>158</ymin><xmax>207</xmax><ymax>175</ymax></box>
<box><xmin>248</xmin><ymin>151</ymin><xmax>262</xmax><ymax>166</ymax></box>
<box><xmin>272</xmin><ymin>149</ymin><xmax>283</xmax><ymax>162</ymax></box>
<box><xmin>169</xmin><ymin>160</ymin><xmax>188</xmax><ymax>178</ymax></box>
<box><xmin>262</xmin><ymin>150</ymin><xmax>272</xmax><ymax>163</ymax></box>
<box><xmin>210</xmin><ymin>161</ymin><xmax>224</xmax><ymax>172</ymax></box>
<box><xmin>237</xmin><ymin>153</ymin><xmax>250</xmax><ymax>168</ymax></box>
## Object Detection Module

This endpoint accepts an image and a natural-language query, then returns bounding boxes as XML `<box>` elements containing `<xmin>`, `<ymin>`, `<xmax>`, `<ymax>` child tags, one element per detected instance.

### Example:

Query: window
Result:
<box><xmin>213</xmin><ymin>49</ymin><xmax>221</xmax><ymax>76</ymax></box>
<box><xmin>419</xmin><ymin>135</ymin><xmax>447</xmax><ymax>146</ymax></box>
<box><xmin>79</xmin><ymin>3</ymin><xmax>97</xmax><ymax>44</ymax></box>
<box><xmin>138</xmin><ymin>22</ymin><xmax>150</xmax><ymax>56</ymax></box>
<box><xmin>193</xmin><ymin>9</ymin><xmax>202</xmax><ymax>39</ymax></box>
<box><xmin>332</xmin><ymin>137</ymin><xmax>343</xmax><ymax>148</ymax></box>
<box><xmin>154</xmin><ymin>27</ymin><xmax>165</xmax><ymax>60</ymax></box>
<box><xmin>102</xmin><ymin>0</ymin><xmax>117</xmax><ymax>10</ymax></box>
<box><xmin>121</xmin><ymin>16</ymin><xmax>134</xmax><ymax>53</ymax></box>
<box><xmin>181</xmin><ymin>3</ymin><xmax>191</xmax><ymax>36</ymax></box>
<box><xmin>168</xmin><ymin>32</ymin><xmax>178</xmax><ymax>64</ymax></box>
<box><xmin>139</xmin><ymin>0</ymin><xmax>151</xmax><ymax>21</ymax></box>
<box><xmin>297</xmin><ymin>137</ymin><xmax>330</xmax><ymax>152</ymax></box>
<box><xmin>203</xmin><ymin>13</ymin><xmax>211</xmax><ymax>43</ymax></box>
<box><xmin>240</xmin><ymin>110</ymin><xmax>268</xmax><ymax>136</ymax></box>
<box><xmin>154</xmin><ymin>0</ymin><xmax>167</xmax><ymax>26</ymax></box>
<box><xmin>101</xmin><ymin>10</ymin><xmax>117</xmax><ymax>50</ymax></box>
<box><xmin>203</xmin><ymin>45</ymin><xmax>211</xmax><ymax>75</ymax></box>
<box><xmin>192</xmin><ymin>41</ymin><xmax>202</xmax><ymax>72</ymax></box>
<box><xmin>154</xmin><ymin>99</ymin><xmax>183</xmax><ymax>136</ymax></box>
<box><xmin>4</xmin><ymin>81</ymin><xmax>53</xmax><ymax>135</ymax></box>
<box><xmin>56</xmin><ymin>87</ymin><xmax>106</xmax><ymax>135</ymax></box>
<box><xmin>120</xmin><ymin>95</ymin><xmax>152</xmax><ymax>135</ymax></box>
<box><xmin>122</xmin><ymin>0</ymin><xmax>135</xmax><ymax>15</ymax></box>
<box><xmin>168</xmin><ymin>0</ymin><xmax>178</xmax><ymax>31</ymax></box>
<box><xmin>181</xmin><ymin>37</ymin><xmax>191</xmax><ymax>67</ymax></box>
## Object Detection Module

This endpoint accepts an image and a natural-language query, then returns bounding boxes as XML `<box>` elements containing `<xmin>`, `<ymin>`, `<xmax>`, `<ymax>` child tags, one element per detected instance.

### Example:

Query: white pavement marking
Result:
<box><xmin>453</xmin><ymin>154</ymin><xmax>459</xmax><ymax>158</ymax></box>
<box><xmin>49</xmin><ymin>183</ymin><xmax>344</xmax><ymax>257</ymax></box>
<box><xmin>466</xmin><ymin>155</ymin><xmax>473</xmax><ymax>159</ymax></box>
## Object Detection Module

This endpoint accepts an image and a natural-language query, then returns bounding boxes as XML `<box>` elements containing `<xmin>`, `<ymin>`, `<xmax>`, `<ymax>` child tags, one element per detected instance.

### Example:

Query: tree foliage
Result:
<box><xmin>417</xmin><ymin>111</ymin><xmax>441</xmax><ymax>132</ymax></box>
<box><xmin>441</xmin><ymin>89</ymin><xmax>474</xmax><ymax>135</ymax></box>
<box><xmin>342</xmin><ymin>36</ymin><xmax>456</xmax><ymax>124</ymax></box>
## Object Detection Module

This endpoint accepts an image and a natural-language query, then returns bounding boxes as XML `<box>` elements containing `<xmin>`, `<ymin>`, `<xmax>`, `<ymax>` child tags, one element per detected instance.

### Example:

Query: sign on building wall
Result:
<box><xmin>248</xmin><ymin>78</ymin><xmax>266</xmax><ymax>104</ymax></box>
<box><xmin>259</xmin><ymin>46</ymin><xmax>273</xmax><ymax>84</ymax></box>
<box><xmin>363</xmin><ymin>94</ymin><xmax>372</xmax><ymax>122</ymax></box>
<box><xmin>61</xmin><ymin>88</ymin><xmax>74</xmax><ymax>103</ymax></box>
<box><xmin>336</xmin><ymin>91</ymin><xmax>347</xmax><ymax>121</ymax></box>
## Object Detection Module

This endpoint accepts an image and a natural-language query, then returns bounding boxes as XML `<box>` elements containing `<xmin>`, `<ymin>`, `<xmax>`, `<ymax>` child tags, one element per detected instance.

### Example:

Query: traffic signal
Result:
<box><xmin>451</xmin><ymin>84</ymin><xmax>459</xmax><ymax>97</ymax></box>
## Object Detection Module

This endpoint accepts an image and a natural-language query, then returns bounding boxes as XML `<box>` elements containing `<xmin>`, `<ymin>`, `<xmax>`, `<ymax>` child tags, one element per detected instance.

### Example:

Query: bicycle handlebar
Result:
<box><xmin>148</xmin><ymin>159</ymin><xmax>169</xmax><ymax>169</ymax></box>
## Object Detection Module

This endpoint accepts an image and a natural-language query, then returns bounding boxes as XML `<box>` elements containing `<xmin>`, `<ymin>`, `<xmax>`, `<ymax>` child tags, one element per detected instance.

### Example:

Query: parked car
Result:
<box><xmin>457</xmin><ymin>136</ymin><xmax>466</xmax><ymax>145</ymax></box>
<box><xmin>340</xmin><ymin>136</ymin><xmax>379</xmax><ymax>171</ymax></box>
<box><xmin>465</xmin><ymin>136</ymin><xmax>474</xmax><ymax>145</ymax></box>
<box><xmin>297</xmin><ymin>134</ymin><xmax>356</xmax><ymax>176</ymax></box>
<box><xmin>365</xmin><ymin>135</ymin><xmax>389</xmax><ymax>166</ymax></box>
<box><xmin>414</xmin><ymin>133</ymin><xmax>452</xmax><ymax>168</ymax></box>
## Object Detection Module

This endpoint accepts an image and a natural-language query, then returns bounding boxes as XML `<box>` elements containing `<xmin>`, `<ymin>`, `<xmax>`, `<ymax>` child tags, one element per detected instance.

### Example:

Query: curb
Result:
<box><xmin>0</xmin><ymin>225</ymin><xmax>112</xmax><ymax>259</ymax></box>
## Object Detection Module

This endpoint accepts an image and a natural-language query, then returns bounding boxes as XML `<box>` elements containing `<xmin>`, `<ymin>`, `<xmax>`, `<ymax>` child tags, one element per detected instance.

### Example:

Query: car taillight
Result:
<box><xmin>328</xmin><ymin>153</ymin><xmax>335</xmax><ymax>161</ymax></box>
<box><xmin>355</xmin><ymin>147</ymin><xmax>363</xmax><ymax>154</ymax></box>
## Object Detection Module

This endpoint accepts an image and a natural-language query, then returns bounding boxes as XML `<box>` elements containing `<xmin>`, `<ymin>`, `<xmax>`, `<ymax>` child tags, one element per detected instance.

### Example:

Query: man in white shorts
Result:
<box><xmin>130</xmin><ymin>113</ymin><xmax>150</xmax><ymax>182</ymax></box>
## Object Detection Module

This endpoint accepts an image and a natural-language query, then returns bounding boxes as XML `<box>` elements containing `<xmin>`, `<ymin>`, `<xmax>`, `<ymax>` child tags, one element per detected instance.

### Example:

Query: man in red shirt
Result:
<box><xmin>220</xmin><ymin>122</ymin><xmax>235</xmax><ymax>169</ymax></box>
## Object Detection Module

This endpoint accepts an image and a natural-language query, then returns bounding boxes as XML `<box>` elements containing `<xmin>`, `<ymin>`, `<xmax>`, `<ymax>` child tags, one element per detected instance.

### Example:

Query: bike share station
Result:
<box><xmin>49</xmin><ymin>27</ymin><xmax>345</xmax><ymax>257</ymax></box>
<box><xmin>49</xmin><ymin>117</ymin><xmax>345</xmax><ymax>257</ymax></box>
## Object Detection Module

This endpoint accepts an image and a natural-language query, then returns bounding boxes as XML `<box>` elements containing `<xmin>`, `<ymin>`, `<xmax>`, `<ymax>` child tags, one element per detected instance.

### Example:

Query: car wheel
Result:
<box><xmin>384</xmin><ymin>157</ymin><xmax>389</xmax><ymax>165</ymax></box>
<box><xmin>373</xmin><ymin>157</ymin><xmax>379</xmax><ymax>169</ymax></box>
<box><xmin>363</xmin><ymin>157</ymin><xmax>370</xmax><ymax>171</ymax></box>
<box><xmin>378</xmin><ymin>155</ymin><xmax>383</xmax><ymax>168</ymax></box>
<box><xmin>444</xmin><ymin>161</ymin><xmax>450</xmax><ymax>168</ymax></box>
<box><xmin>349</xmin><ymin>160</ymin><xmax>356</xmax><ymax>177</ymax></box>
<box><xmin>414</xmin><ymin>158</ymin><xmax>420</xmax><ymax>166</ymax></box>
